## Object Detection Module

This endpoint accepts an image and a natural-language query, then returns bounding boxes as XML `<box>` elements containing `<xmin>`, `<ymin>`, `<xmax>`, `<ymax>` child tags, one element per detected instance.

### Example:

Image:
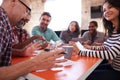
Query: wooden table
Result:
<box><xmin>12</xmin><ymin>53</ymin><xmax>102</xmax><ymax>80</ymax></box>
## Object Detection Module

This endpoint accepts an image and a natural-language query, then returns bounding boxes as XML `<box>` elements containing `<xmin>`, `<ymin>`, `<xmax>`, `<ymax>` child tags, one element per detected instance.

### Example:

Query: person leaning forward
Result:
<box><xmin>0</xmin><ymin>0</ymin><xmax>66</xmax><ymax>80</ymax></box>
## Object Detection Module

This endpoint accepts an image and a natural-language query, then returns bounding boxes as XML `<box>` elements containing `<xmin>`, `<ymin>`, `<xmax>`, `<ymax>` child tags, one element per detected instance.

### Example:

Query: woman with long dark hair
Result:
<box><xmin>78</xmin><ymin>0</ymin><xmax>120</xmax><ymax>79</ymax></box>
<box><xmin>60</xmin><ymin>21</ymin><xmax>80</xmax><ymax>43</ymax></box>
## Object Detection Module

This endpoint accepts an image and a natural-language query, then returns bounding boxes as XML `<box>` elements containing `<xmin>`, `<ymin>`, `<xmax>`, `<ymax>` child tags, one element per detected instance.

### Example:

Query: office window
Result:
<box><xmin>44</xmin><ymin>0</ymin><xmax>81</xmax><ymax>31</ymax></box>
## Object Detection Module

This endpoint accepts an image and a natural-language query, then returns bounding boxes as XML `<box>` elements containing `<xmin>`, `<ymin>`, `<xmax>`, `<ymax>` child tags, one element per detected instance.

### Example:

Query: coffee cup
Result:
<box><xmin>62</xmin><ymin>46</ymin><xmax>73</xmax><ymax>59</ymax></box>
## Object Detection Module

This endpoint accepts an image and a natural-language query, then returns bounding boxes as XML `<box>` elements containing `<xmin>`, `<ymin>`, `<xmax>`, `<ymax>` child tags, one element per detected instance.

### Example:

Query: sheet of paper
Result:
<box><xmin>36</xmin><ymin>69</ymin><xmax>47</xmax><ymax>72</ymax></box>
<box><xmin>34</xmin><ymin>50</ymin><xmax>43</xmax><ymax>54</ymax></box>
<box><xmin>51</xmin><ymin>60</ymin><xmax>74</xmax><ymax>71</ymax></box>
<box><xmin>55</xmin><ymin>56</ymin><xmax>74</xmax><ymax>66</ymax></box>
<box><xmin>16</xmin><ymin>73</ymin><xmax>45</xmax><ymax>80</ymax></box>
<box><xmin>36</xmin><ymin>56</ymin><xmax>74</xmax><ymax>72</ymax></box>
<box><xmin>59</xmin><ymin>59</ymin><xmax>74</xmax><ymax>66</ymax></box>
<box><xmin>75</xmin><ymin>41</ymin><xmax>91</xmax><ymax>51</ymax></box>
<box><xmin>51</xmin><ymin>56</ymin><xmax>74</xmax><ymax>71</ymax></box>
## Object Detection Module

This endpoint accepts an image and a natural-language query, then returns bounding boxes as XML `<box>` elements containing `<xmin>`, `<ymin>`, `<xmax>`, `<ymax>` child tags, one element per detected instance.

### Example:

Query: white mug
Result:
<box><xmin>62</xmin><ymin>46</ymin><xmax>73</xmax><ymax>59</ymax></box>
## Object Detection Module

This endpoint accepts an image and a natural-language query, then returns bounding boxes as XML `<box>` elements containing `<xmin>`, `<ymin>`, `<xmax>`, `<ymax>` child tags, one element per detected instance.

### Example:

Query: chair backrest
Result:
<box><xmin>55</xmin><ymin>31</ymin><xmax>61</xmax><ymax>37</ymax></box>
<box><xmin>81</xmin><ymin>29</ymin><xmax>88</xmax><ymax>36</ymax></box>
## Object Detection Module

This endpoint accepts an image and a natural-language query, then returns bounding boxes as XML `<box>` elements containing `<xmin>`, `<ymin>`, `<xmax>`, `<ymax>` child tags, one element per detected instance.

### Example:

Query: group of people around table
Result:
<box><xmin>0</xmin><ymin>0</ymin><xmax>120</xmax><ymax>80</ymax></box>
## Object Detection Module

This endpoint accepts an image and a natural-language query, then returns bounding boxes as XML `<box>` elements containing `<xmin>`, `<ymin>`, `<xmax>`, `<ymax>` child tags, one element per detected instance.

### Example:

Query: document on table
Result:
<box><xmin>51</xmin><ymin>59</ymin><xmax>74</xmax><ymax>71</ymax></box>
<box><xmin>75</xmin><ymin>41</ymin><xmax>91</xmax><ymax>51</ymax></box>
<box><xmin>54</xmin><ymin>56</ymin><xmax>74</xmax><ymax>66</ymax></box>
<box><xmin>36</xmin><ymin>56</ymin><xmax>74</xmax><ymax>72</ymax></box>
<box><xmin>16</xmin><ymin>73</ymin><xmax>45</xmax><ymax>80</ymax></box>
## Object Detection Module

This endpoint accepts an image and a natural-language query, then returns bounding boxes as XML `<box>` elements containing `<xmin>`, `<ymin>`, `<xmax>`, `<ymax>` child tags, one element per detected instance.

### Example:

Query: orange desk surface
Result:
<box><xmin>12</xmin><ymin>54</ymin><xmax>102</xmax><ymax>80</ymax></box>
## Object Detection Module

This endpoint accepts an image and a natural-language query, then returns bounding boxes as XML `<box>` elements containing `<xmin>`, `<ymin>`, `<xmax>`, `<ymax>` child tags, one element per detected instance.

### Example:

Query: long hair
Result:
<box><xmin>67</xmin><ymin>21</ymin><xmax>80</xmax><ymax>35</ymax></box>
<box><xmin>102</xmin><ymin>0</ymin><xmax>120</xmax><ymax>37</ymax></box>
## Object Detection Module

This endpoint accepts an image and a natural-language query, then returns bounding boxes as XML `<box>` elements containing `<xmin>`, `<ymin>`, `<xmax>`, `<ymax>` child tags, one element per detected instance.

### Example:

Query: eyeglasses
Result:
<box><xmin>18</xmin><ymin>0</ymin><xmax>31</xmax><ymax>15</ymax></box>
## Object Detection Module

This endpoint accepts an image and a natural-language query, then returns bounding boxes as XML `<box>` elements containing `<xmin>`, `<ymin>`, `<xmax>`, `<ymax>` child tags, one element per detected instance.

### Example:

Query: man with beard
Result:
<box><xmin>0</xmin><ymin>0</ymin><xmax>66</xmax><ymax>79</ymax></box>
<box><xmin>31</xmin><ymin>12</ymin><xmax>62</xmax><ymax>42</ymax></box>
<box><xmin>12</xmin><ymin>11</ymin><xmax>48</xmax><ymax>57</ymax></box>
<box><xmin>81</xmin><ymin>21</ymin><xmax>106</xmax><ymax>46</ymax></box>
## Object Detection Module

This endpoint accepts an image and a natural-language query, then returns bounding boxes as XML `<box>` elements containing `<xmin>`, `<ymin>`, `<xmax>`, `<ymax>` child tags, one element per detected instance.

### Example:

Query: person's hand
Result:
<box><xmin>33</xmin><ymin>35</ymin><xmax>46</xmax><ymax>41</ymax></box>
<box><xmin>22</xmin><ymin>42</ymin><xmax>42</xmax><ymax>56</ymax></box>
<box><xmin>69</xmin><ymin>41</ymin><xmax>75</xmax><ymax>45</ymax></box>
<box><xmin>92</xmin><ymin>42</ymin><xmax>103</xmax><ymax>46</ymax></box>
<box><xmin>83</xmin><ymin>44</ymin><xmax>91</xmax><ymax>49</ymax></box>
<box><xmin>68</xmin><ymin>41</ymin><xmax>79</xmax><ymax>54</ymax></box>
<box><xmin>31</xmin><ymin>49</ymin><xmax>67</xmax><ymax>71</ymax></box>
<box><xmin>33</xmin><ymin>35</ymin><xmax>48</xmax><ymax>49</ymax></box>
<box><xmin>83</xmin><ymin>40</ymin><xmax>91</xmax><ymax>45</ymax></box>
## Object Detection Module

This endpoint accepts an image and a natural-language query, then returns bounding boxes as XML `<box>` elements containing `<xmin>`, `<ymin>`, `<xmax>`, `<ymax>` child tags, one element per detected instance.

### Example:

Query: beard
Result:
<box><xmin>41</xmin><ymin>26</ymin><xmax>46</xmax><ymax>31</ymax></box>
<box><xmin>16</xmin><ymin>18</ymin><xmax>28</xmax><ymax>29</ymax></box>
<box><xmin>40</xmin><ymin>23</ymin><xmax>47</xmax><ymax>32</ymax></box>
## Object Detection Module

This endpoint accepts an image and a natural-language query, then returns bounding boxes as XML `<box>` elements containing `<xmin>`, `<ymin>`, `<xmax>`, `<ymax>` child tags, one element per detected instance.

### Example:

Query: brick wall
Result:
<box><xmin>81</xmin><ymin>0</ymin><xmax>105</xmax><ymax>32</ymax></box>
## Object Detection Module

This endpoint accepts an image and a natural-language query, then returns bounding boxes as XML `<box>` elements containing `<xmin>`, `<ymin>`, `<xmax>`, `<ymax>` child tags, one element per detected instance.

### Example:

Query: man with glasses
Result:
<box><xmin>0</xmin><ymin>0</ymin><xmax>66</xmax><ymax>80</ymax></box>
<box><xmin>12</xmin><ymin>9</ymin><xmax>48</xmax><ymax>57</ymax></box>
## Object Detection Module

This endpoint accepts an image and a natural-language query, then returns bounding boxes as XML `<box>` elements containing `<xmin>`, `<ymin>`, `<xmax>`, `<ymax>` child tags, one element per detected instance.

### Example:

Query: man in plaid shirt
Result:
<box><xmin>0</xmin><ymin>5</ymin><xmax>12</xmax><ymax>67</ymax></box>
<box><xmin>0</xmin><ymin>0</ymin><xmax>66</xmax><ymax>80</ymax></box>
<box><xmin>11</xmin><ymin>13</ymin><xmax>48</xmax><ymax>57</ymax></box>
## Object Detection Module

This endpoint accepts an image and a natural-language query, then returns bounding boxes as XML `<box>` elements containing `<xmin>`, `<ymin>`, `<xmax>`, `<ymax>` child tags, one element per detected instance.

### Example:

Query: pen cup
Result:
<box><xmin>62</xmin><ymin>46</ymin><xmax>73</xmax><ymax>59</ymax></box>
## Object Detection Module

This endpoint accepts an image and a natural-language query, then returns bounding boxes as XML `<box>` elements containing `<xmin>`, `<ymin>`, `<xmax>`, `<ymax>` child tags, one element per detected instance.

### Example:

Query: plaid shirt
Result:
<box><xmin>0</xmin><ymin>7</ymin><xmax>13</xmax><ymax>66</ymax></box>
<box><xmin>12</xmin><ymin>27</ymin><xmax>29</xmax><ymax>47</ymax></box>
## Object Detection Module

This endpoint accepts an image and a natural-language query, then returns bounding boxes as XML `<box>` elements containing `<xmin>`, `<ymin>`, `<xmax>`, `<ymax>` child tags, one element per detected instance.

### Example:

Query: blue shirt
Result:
<box><xmin>31</xmin><ymin>26</ymin><xmax>60</xmax><ymax>42</ymax></box>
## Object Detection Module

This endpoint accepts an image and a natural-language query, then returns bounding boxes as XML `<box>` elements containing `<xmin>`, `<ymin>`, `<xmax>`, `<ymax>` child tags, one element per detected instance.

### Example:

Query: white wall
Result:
<box><xmin>44</xmin><ymin>0</ymin><xmax>81</xmax><ymax>31</ymax></box>
<box><xmin>81</xmin><ymin>0</ymin><xmax>104</xmax><ymax>32</ymax></box>
<box><xmin>0</xmin><ymin>0</ymin><xmax>2</xmax><ymax>5</ymax></box>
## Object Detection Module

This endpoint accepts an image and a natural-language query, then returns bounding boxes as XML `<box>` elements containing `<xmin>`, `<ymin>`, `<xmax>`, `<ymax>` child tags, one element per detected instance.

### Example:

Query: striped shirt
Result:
<box><xmin>0</xmin><ymin>7</ymin><xmax>13</xmax><ymax>66</ymax></box>
<box><xmin>79</xmin><ymin>31</ymin><xmax>120</xmax><ymax>71</ymax></box>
